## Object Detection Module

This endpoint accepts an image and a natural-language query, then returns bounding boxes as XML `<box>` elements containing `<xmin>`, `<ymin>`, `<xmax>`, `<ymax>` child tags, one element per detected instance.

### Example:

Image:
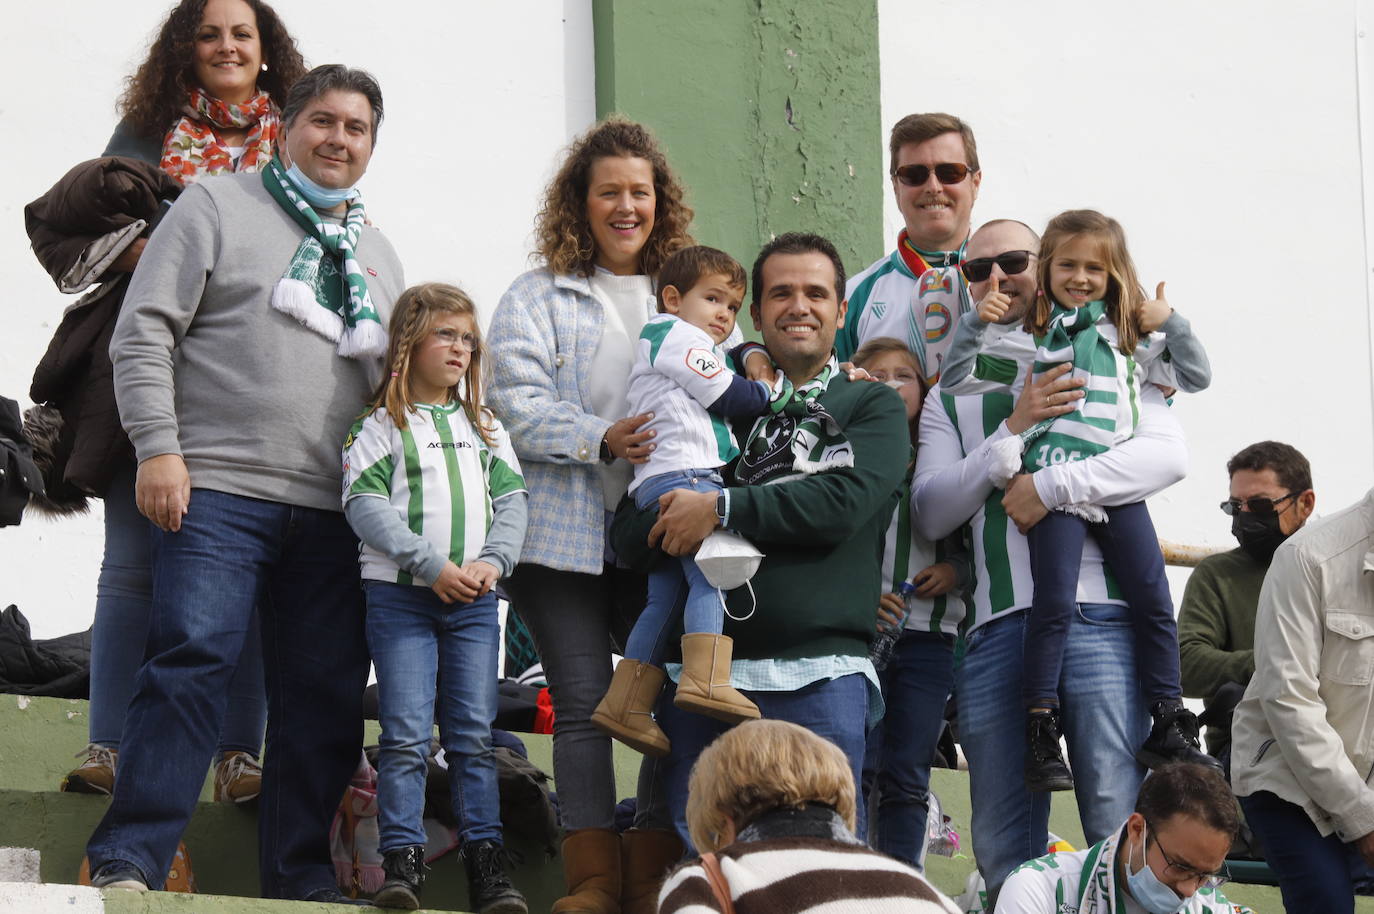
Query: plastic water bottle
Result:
<box><xmin>870</xmin><ymin>581</ymin><xmax>914</xmax><ymax>672</ymax></box>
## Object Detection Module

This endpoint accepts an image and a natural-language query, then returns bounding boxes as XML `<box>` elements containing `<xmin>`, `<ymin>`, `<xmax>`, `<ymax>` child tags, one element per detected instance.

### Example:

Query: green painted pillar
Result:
<box><xmin>592</xmin><ymin>0</ymin><xmax>884</xmax><ymax>281</ymax></box>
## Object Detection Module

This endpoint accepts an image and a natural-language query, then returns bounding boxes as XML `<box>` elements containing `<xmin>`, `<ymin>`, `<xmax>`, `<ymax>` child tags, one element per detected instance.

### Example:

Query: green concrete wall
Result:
<box><xmin>592</xmin><ymin>0</ymin><xmax>885</xmax><ymax>286</ymax></box>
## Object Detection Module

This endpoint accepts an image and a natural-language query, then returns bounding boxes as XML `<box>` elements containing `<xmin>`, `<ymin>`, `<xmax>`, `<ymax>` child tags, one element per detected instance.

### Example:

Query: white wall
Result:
<box><xmin>1</xmin><ymin>0</ymin><xmax>596</xmax><ymax>638</ymax></box>
<box><xmin>879</xmin><ymin>0</ymin><xmax>1374</xmax><ymax>585</ymax></box>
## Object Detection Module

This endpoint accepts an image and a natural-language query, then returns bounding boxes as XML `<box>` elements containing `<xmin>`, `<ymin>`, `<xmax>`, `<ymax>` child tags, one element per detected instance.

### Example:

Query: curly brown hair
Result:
<box><xmin>535</xmin><ymin>117</ymin><xmax>694</xmax><ymax>278</ymax></box>
<box><xmin>118</xmin><ymin>0</ymin><xmax>307</xmax><ymax>139</ymax></box>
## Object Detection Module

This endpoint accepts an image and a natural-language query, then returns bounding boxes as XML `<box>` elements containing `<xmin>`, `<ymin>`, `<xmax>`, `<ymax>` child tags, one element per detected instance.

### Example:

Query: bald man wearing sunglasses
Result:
<box><xmin>836</xmin><ymin>112</ymin><xmax>979</xmax><ymax>382</ymax></box>
<box><xmin>913</xmin><ymin>217</ymin><xmax>1192</xmax><ymax>906</ymax></box>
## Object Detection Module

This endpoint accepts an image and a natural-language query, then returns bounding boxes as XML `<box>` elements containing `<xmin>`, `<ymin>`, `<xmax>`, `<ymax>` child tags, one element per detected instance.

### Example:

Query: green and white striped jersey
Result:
<box><xmin>881</xmin><ymin>468</ymin><xmax>965</xmax><ymax>636</ymax></box>
<box><xmin>342</xmin><ymin>402</ymin><xmax>526</xmax><ymax>585</ymax></box>
<box><xmin>915</xmin><ymin>388</ymin><xmax>1124</xmax><ymax>635</ymax></box>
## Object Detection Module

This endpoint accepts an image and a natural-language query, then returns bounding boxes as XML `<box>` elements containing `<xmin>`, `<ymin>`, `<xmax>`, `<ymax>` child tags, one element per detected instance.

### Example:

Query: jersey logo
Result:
<box><xmin>870</xmin><ymin>302</ymin><xmax>887</xmax><ymax>320</ymax></box>
<box><xmin>426</xmin><ymin>441</ymin><xmax>473</xmax><ymax>449</ymax></box>
<box><xmin>919</xmin><ymin>270</ymin><xmax>954</xmax><ymax>296</ymax></box>
<box><xmin>685</xmin><ymin>348</ymin><xmax>723</xmax><ymax>378</ymax></box>
<box><xmin>924</xmin><ymin>302</ymin><xmax>952</xmax><ymax>341</ymax></box>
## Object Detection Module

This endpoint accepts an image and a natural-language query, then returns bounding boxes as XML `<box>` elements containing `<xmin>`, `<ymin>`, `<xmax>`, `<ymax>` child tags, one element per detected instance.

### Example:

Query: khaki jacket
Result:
<box><xmin>1232</xmin><ymin>489</ymin><xmax>1374</xmax><ymax>841</ymax></box>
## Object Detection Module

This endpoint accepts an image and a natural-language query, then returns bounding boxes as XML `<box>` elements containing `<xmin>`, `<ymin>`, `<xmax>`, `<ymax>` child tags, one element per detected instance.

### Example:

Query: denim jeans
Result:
<box><xmin>90</xmin><ymin>463</ymin><xmax>267</xmax><ymax>754</ymax></box>
<box><xmin>655</xmin><ymin>672</ymin><xmax>870</xmax><ymax>850</ymax></box>
<box><xmin>861</xmin><ymin>630</ymin><xmax>955</xmax><ymax>870</ymax></box>
<box><xmin>957</xmin><ymin>603</ymin><xmax>1148</xmax><ymax>903</ymax></box>
<box><xmin>1240</xmin><ymin>790</ymin><xmax>1360</xmax><ymax>914</ymax></box>
<box><xmin>366</xmin><ymin>582</ymin><xmax>502</xmax><ymax>849</ymax></box>
<box><xmin>505</xmin><ymin>562</ymin><xmax>664</xmax><ymax>832</ymax></box>
<box><xmin>1024</xmin><ymin>503</ymin><xmax>1180</xmax><ymax>708</ymax></box>
<box><xmin>86</xmin><ymin>489</ymin><xmax>369</xmax><ymax>899</ymax></box>
<box><xmin>626</xmin><ymin>470</ymin><xmax>725</xmax><ymax>665</ymax></box>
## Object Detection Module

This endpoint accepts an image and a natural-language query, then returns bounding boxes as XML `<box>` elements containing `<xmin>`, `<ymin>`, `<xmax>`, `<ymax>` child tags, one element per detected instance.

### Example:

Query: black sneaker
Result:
<box><xmin>1024</xmin><ymin>709</ymin><xmax>1074</xmax><ymax>792</ymax></box>
<box><xmin>461</xmin><ymin>839</ymin><xmax>527</xmax><ymax>914</ymax></box>
<box><xmin>373</xmin><ymin>846</ymin><xmax>426</xmax><ymax>910</ymax></box>
<box><xmin>1136</xmin><ymin>699</ymin><xmax>1225</xmax><ymax>772</ymax></box>
<box><xmin>302</xmin><ymin>886</ymin><xmax>374</xmax><ymax>906</ymax></box>
<box><xmin>90</xmin><ymin>860</ymin><xmax>148</xmax><ymax>892</ymax></box>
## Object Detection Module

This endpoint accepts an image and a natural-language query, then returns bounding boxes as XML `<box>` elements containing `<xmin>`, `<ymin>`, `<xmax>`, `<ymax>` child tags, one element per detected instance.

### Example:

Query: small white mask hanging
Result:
<box><xmin>694</xmin><ymin>530</ymin><xmax>764</xmax><ymax>621</ymax></box>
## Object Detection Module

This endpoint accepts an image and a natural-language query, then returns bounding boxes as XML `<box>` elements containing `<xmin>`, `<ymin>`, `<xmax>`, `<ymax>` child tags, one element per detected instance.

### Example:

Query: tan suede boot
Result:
<box><xmin>552</xmin><ymin>828</ymin><xmax>621</xmax><ymax>914</ymax></box>
<box><xmin>673</xmin><ymin>634</ymin><xmax>761</xmax><ymax>723</ymax></box>
<box><xmin>620</xmin><ymin>829</ymin><xmax>684</xmax><ymax>914</ymax></box>
<box><xmin>591</xmin><ymin>660</ymin><xmax>671</xmax><ymax>757</ymax></box>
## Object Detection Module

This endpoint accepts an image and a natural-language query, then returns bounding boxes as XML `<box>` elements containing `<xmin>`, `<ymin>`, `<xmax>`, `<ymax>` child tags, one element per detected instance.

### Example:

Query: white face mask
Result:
<box><xmin>694</xmin><ymin>530</ymin><xmax>763</xmax><ymax>590</ymax></box>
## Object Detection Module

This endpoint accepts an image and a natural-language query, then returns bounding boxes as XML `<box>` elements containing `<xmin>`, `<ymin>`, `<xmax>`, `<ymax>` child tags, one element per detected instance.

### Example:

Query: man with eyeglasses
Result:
<box><xmin>1232</xmin><ymin>487</ymin><xmax>1374</xmax><ymax>914</ymax></box>
<box><xmin>916</xmin><ymin>218</ymin><xmax>1190</xmax><ymax>906</ymax></box>
<box><xmin>1178</xmin><ymin>441</ymin><xmax>1314</xmax><ymax>763</ymax></box>
<box><xmin>836</xmin><ymin>112</ymin><xmax>978</xmax><ymax>382</ymax></box>
<box><xmin>996</xmin><ymin>762</ymin><xmax>1252</xmax><ymax>914</ymax></box>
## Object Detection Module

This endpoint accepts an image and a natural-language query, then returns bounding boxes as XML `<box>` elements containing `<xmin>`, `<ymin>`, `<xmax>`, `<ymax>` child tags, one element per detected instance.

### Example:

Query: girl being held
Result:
<box><xmin>942</xmin><ymin>210</ymin><xmax>1217</xmax><ymax>793</ymax></box>
<box><xmin>342</xmin><ymin>283</ymin><xmax>528</xmax><ymax>913</ymax></box>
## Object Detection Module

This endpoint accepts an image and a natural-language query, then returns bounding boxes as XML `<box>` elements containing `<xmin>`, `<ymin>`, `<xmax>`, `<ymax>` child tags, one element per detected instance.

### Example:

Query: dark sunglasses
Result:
<box><xmin>1220</xmin><ymin>493</ymin><xmax>1297</xmax><ymax>517</ymax></box>
<box><xmin>892</xmin><ymin>162</ymin><xmax>975</xmax><ymax>187</ymax></box>
<box><xmin>961</xmin><ymin>250</ymin><xmax>1035</xmax><ymax>283</ymax></box>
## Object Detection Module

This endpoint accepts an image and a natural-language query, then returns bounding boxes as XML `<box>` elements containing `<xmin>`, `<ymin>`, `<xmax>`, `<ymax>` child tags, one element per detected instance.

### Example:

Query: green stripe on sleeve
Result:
<box><xmin>974</xmin><ymin>353</ymin><xmax>1020</xmax><ymax>386</ymax></box>
<box><xmin>641</xmin><ymin>319</ymin><xmax>673</xmax><ymax>364</ymax></box>
<box><xmin>487</xmin><ymin>455</ymin><xmax>526</xmax><ymax>501</ymax></box>
<box><xmin>348</xmin><ymin>456</ymin><xmax>394</xmax><ymax>498</ymax></box>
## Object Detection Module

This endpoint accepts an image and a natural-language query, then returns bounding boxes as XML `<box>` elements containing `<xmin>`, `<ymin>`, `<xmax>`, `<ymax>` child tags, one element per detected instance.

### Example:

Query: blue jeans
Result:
<box><xmin>366</xmin><ymin>582</ymin><xmax>502</xmax><ymax>849</ymax></box>
<box><xmin>89</xmin><ymin>463</ymin><xmax>268</xmax><ymax>754</ymax></box>
<box><xmin>957</xmin><ymin>603</ymin><xmax>1149</xmax><ymax>903</ymax></box>
<box><xmin>655</xmin><ymin>673</ymin><xmax>869</xmax><ymax>850</ymax></box>
<box><xmin>1240</xmin><ymin>790</ymin><xmax>1360</xmax><ymax>914</ymax></box>
<box><xmin>86</xmin><ymin>489</ymin><xmax>370</xmax><ymax>899</ymax></box>
<box><xmin>861</xmin><ymin>630</ymin><xmax>955</xmax><ymax>870</ymax></box>
<box><xmin>1025</xmin><ymin>503</ymin><xmax>1180</xmax><ymax>708</ymax></box>
<box><xmin>626</xmin><ymin>470</ymin><xmax>725</xmax><ymax>664</ymax></box>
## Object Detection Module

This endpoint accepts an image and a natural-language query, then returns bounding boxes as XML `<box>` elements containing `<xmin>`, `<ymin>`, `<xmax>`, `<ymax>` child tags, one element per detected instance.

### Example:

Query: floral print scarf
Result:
<box><xmin>160</xmin><ymin>87</ymin><xmax>279</xmax><ymax>186</ymax></box>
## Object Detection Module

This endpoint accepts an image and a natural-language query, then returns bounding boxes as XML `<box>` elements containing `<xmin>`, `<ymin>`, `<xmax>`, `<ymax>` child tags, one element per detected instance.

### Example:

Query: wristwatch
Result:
<box><xmin>715</xmin><ymin>493</ymin><xmax>727</xmax><ymax>527</ymax></box>
<box><xmin>599</xmin><ymin>435</ymin><xmax>614</xmax><ymax>464</ymax></box>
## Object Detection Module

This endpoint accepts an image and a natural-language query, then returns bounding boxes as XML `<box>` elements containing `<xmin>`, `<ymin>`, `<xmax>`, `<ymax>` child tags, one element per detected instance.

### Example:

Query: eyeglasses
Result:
<box><xmin>1148</xmin><ymin>824</ymin><xmax>1230</xmax><ymax>889</ymax></box>
<box><xmin>431</xmin><ymin>328</ymin><xmax>479</xmax><ymax>352</ymax></box>
<box><xmin>1219</xmin><ymin>493</ymin><xmax>1297</xmax><ymax>517</ymax></box>
<box><xmin>961</xmin><ymin>250</ymin><xmax>1035</xmax><ymax>283</ymax></box>
<box><xmin>892</xmin><ymin>162</ymin><xmax>975</xmax><ymax>187</ymax></box>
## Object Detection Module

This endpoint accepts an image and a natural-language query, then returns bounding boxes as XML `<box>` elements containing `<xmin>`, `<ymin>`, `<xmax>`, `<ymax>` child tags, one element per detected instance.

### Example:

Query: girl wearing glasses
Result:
<box><xmin>941</xmin><ymin>210</ymin><xmax>1215</xmax><ymax>793</ymax></box>
<box><xmin>342</xmin><ymin>282</ymin><xmax>528</xmax><ymax>912</ymax></box>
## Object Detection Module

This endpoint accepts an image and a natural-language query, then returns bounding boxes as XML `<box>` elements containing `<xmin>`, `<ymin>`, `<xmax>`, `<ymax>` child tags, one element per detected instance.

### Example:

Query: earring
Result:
<box><xmin>261</xmin><ymin>62</ymin><xmax>269</xmax><ymax>72</ymax></box>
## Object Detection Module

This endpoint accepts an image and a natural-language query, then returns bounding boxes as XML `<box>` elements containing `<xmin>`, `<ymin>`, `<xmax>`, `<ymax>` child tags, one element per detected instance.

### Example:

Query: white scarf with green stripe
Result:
<box><xmin>736</xmin><ymin>356</ymin><xmax>854</xmax><ymax>486</ymax></box>
<box><xmin>262</xmin><ymin>159</ymin><xmax>386</xmax><ymax>359</ymax></box>
<box><xmin>987</xmin><ymin>301</ymin><xmax>1131</xmax><ymax>523</ymax></box>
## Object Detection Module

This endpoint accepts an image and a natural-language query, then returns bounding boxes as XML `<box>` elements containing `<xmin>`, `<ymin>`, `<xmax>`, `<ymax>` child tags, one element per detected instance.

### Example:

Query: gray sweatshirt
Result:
<box><xmin>111</xmin><ymin>171</ymin><xmax>405</xmax><ymax>512</ymax></box>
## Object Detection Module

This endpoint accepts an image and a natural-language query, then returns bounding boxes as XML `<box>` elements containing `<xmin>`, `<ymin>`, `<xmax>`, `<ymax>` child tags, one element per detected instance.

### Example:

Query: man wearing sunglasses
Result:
<box><xmin>996</xmin><ymin>762</ymin><xmax>1251</xmax><ymax>914</ymax></box>
<box><xmin>836</xmin><ymin>112</ymin><xmax>978</xmax><ymax>382</ymax></box>
<box><xmin>915</xmin><ymin>218</ymin><xmax>1190</xmax><ymax>906</ymax></box>
<box><xmin>1233</xmin><ymin>487</ymin><xmax>1374</xmax><ymax>914</ymax></box>
<box><xmin>1178</xmin><ymin>441</ymin><xmax>1314</xmax><ymax>762</ymax></box>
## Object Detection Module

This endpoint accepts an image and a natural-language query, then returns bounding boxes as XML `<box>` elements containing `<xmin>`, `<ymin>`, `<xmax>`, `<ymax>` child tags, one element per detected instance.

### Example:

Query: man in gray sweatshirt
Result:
<box><xmin>87</xmin><ymin>66</ymin><xmax>405</xmax><ymax>905</ymax></box>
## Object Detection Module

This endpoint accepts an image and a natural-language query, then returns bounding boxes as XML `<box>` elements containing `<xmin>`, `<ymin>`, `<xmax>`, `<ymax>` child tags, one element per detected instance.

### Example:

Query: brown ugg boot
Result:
<box><xmin>551</xmin><ymin>828</ymin><xmax>621</xmax><ymax>914</ymax></box>
<box><xmin>591</xmin><ymin>660</ymin><xmax>671</xmax><ymax>757</ymax></box>
<box><xmin>673</xmin><ymin>634</ymin><xmax>761</xmax><ymax>723</ymax></box>
<box><xmin>620</xmin><ymin>829</ymin><xmax>684</xmax><ymax>914</ymax></box>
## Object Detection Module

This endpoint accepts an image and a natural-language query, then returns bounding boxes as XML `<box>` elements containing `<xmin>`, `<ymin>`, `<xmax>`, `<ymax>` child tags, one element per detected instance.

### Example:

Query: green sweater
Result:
<box><xmin>1178</xmin><ymin>547</ymin><xmax>1266</xmax><ymax>752</ymax></box>
<box><xmin>722</xmin><ymin>375</ymin><xmax>910</xmax><ymax>662</ymax></box>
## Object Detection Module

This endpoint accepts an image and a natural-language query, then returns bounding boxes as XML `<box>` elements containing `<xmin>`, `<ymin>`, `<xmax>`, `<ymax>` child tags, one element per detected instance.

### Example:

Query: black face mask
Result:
<box><xmin>1232</xmin><ymin>510</ymin><xmax>1290</xmax><ymax>564</ymax></box>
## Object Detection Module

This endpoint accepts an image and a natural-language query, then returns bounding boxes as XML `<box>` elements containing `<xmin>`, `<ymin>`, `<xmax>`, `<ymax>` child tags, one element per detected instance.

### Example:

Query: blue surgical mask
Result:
<box><xmin>284</xmin><ymin>162</ymin><xmax>358</xmax><ymax>210</ymax></box>
<box><xmin>1125</xmin><ymin>823</ymin><xmax>1186</xmax><ymax>914</ymax></box>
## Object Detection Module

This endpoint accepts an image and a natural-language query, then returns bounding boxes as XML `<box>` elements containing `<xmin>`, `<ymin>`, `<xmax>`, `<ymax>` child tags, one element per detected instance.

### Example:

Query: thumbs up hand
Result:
<box><xmin>1138</xmin><ymin>281</ymin><xmax>1173</xmax><ymax>332</ymax></box>
<box><xmin>977</xmin><ymin>276</ymin><xmax>1011</xmax><ymax>324</ymax></box>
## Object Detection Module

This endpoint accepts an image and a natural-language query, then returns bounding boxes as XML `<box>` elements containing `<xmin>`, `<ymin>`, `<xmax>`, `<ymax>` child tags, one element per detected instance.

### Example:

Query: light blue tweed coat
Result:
<box><xmin>487</xmin><ymin>268</ymin><xmax>617</xmax><ymax>574</ymax></box>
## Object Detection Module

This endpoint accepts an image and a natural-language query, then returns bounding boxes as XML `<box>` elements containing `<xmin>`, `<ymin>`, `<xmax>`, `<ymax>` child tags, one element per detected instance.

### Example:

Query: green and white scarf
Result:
<box><xmin>262</xmin><ymin>159</ymin><xmax>386</xmax><ymax>359</ymax></box>
<box><xmin>736</xmin><ymin>356</ymin><xmax>854</xmax><ymax>486</ymax></box>
<box><xmin>986</xmin><ymin>301</ymin><xmax>1129</xmax><ymax>522</ymax></box>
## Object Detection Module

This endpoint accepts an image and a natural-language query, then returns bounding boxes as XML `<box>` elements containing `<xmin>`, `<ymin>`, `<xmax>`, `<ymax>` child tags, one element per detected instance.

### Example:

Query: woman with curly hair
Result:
<box><xmin>487</xmin><ymin>117</ymin><xmax>697</xmax><ymax>914</ymax></box>
<box><xmin>54</xmin><ymin>0</ymin><xmax>305</xmax><ymax>810</ymax></box>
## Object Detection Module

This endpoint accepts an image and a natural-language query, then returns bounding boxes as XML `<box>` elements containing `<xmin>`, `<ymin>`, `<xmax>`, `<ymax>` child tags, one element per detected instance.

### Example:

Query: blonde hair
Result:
<box><xmin>685</xmin><ymin>720</ymin><xmax>856</xmax><ymax>852</ymax></box>
<box><xmin>1027</xmin><ymin>209</ymin><xmax>1144</xmax><ymax>354</ymax></box>
<box><xmin>534</xmin><ymin>116</ymin><xmax>694</xmax><ymax>278</ymax></box>
<box><xmin>365</xmin><ymin>282</ymin><xmax>496</xmax><ymax>445</ymax></box>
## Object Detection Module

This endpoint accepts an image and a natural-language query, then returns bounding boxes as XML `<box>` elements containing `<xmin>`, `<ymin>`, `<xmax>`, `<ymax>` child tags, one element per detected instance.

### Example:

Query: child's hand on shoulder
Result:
<box><xmin>976</xmin><ymin>276</ymin><xmax>1011</xmax><ymax>324</ymax></box>
<box><xmin>1138</xmin><ymin>281</ymin><xmax>1173</xmax><ymax>333</ymax></box>
<box><xmin>431</xmin><ymin>560</ymin><xmax>483</xmax><ymax>604</ymax></box>
<box><xmin>742</xmin><ymin>348</ymin><xmax>778</xmax><ymax>386</ymax></box>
